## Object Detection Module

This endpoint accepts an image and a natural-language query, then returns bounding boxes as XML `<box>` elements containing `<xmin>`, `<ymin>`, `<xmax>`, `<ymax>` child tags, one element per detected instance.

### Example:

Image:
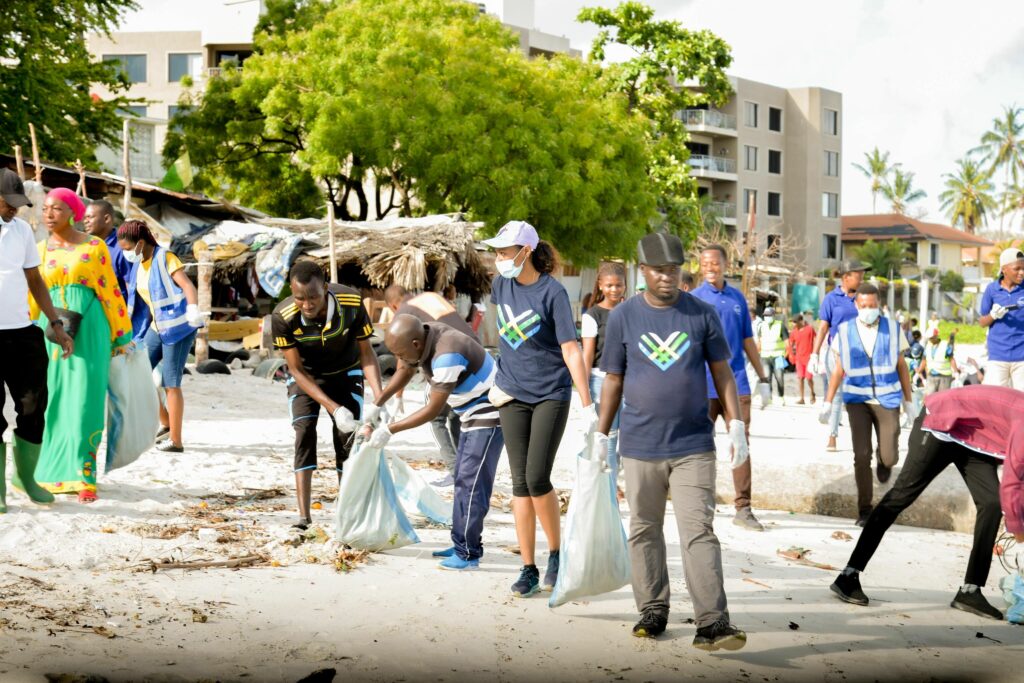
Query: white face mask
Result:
<box><xmin>764</xmin><ymin>316</ymin><xmax>774</xmax><ymax>323</ymax></box>
<box><xmin>123</xmin><ymin>247</ymin><xmax>142</xmax><ymax>264</ymax></box>
<box><xmin>858</xmin><ymin>307</ymin><xmax>880</xmax><ymax>325</ymax></box>
<box><xmin>495</xmin><ymin>247</ymin><xmax>525</xmax><ymax>279</ymax></box>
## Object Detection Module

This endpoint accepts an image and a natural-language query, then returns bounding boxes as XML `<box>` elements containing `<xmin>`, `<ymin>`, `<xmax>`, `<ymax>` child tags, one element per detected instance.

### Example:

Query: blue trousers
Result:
<box><xmin>452</xmin><ymin>426</ymin><xmax>505</xmax><ymax>560</ymax></box>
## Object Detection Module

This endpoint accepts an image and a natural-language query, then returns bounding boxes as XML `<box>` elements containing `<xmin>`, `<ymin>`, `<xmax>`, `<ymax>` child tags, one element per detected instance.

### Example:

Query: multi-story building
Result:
<box><xmin>683</xmin><ymin>76</ymin><xmax>843</xmax><ymax>275</ymax></box>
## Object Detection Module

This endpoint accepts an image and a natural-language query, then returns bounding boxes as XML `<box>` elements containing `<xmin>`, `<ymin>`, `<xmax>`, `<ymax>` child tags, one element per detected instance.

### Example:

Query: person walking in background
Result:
<box><xmin>809</xmin><ymin>260</ymin><xmax>866</xmax><ymax>452</ymax></box>
<box><xmin>791</xmin><ymin>313</ymin><xmax>816</xmax><ymax>404</ymax></box>
<box><xmin>32</xmin><ymin>189</ymin><xmax>132</xmax><ymax>503</ymax></box>
<box><xmin>831</xmin><ymin>385</ymin><xmax>1018</xmax><ymax>620</ymax></box>
<box><xmin>581</xmin><ymin>262</ymin><xmax>626</xmax><ymax>485</ymax></box>
<box><xmin>593</xmin><ymin>233</ymin><xmax>748</xmax><ymax>650</ymax></box>
<box><xmin>692</xmin><ymin>244</ymin><xmax>771</xmax><ymax>531</ymax></box>
<box><xmin>756</xmin><ymin>306</ymin><xmax>787</xmax><ymax>406</ymax></box>
<box><xmin>904</xmin><ymin>331</ymin><xmax>925</xmax><ymax>427</ymax></box>
<box><xmin>0</xmin><ymin>170</ymin><xmax>74</xmax><ymax>512</ymax></box>
<box><xmin>821</xmin><ymin>284</ymin><xmax>913</xmax><ymax>526</ymax></box>
<box><xmin>679</xmin><ymin>271</ymin><xmax>695</xmax><ymax>292</ymax></box>
<box><xmin>484</xmin><ymin>220</ymin><xmax>595</xmax><ymax>598</ymax></box>
<box><xmin>83</xmin><ymin>199</ymin><xmax>130</xmax><ymax>299</ymax></box>
<box><xmin>118</xmin><ymin>220</ymin><xmax>205</xmax><ymax>453</ymax></box>
<box><xmin>979</xmin><ymin>247</ymin><xmax>1024</xmax><ymax>389</ymax></box>
<box><xmin>920</xmin><ymin>326</ymin><xmax>958</xmax><ymax>395</ymax></box>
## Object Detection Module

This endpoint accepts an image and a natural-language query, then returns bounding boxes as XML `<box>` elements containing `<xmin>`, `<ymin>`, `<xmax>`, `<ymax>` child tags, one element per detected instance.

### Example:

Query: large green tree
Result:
<box><xmin>0</xmin><ymin>0</ymin><xmax>140</xmax><ymax>165</ymax></box>
<box><xmin>166</xmin><ymin>0</ymin><xmax>656</xmax><ymax>264</ymax></box>
<box><xmin>882</xmin><ymin>167</ymin><xmax>926</xmax><ymax>215</ymax></box>
<box><xmin>852</xmin><ymin>147</ymin><xmax>898</xmax><ymax>214</ymax></box>
<box><xmin>577</xmin><ymin>2</ymin><xmax>733</xmax><ymax>247</ymax></box>
<box><xmin>854</xmin><ymin>238</ymin><xmax>908</xmax><ymax>278</ymax></box>
<box><xmin>938</xmin><ymin>158</ymin><xmax>996</xmax><ymax>234</ymax></box>
<box><xmin>972</xmin><ymin>105</ymin><xmax>1024</xmax><ymax>230</ymax></box>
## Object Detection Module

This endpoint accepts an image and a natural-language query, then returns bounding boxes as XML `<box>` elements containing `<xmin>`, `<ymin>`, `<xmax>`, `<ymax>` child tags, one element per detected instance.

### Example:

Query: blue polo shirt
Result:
<box><xmin>692</xmin><ymin>281</ymin><xmax>753</xmax><ymax>398</ymax></box>
<box><xmin>104</xmin><ymin>230</ymin><xmax>131</xmax><ymax>299</ymax></box>
<box><xmin>818</xmin><ymin>286</ymin><xmax>858</xmax><ymax>343</ymax></box>
<box><xmin>980</xmin><ymin>278</ymin><xmax>1024</xmax><ymax>362</ymax></box>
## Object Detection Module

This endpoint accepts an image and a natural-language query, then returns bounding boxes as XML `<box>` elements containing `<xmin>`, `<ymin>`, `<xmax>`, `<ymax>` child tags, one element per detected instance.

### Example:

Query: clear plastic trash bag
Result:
<box><xmin>105</xmin><ymin>345</ymin><xmax>160</xmax><ymax>473</ymax></box>
<box><xmin>388</xmin><ymin>452</ymin><xmax>453</xmax><ymax>526</ymax></box>
<box><xmin>335</xmin><ymin>442</ymin><xmax>420</xmax><ymax>551</ymax></box>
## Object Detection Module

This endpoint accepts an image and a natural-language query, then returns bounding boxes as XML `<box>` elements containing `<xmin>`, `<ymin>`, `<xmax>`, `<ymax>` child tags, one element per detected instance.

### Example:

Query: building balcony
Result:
<box><xmin>688</xmin><ymin>155</ymin><xmax>738</xmax><ymax>181</ymax></box>
<box><xmin>679</xmin><ymin>109</ymin><xmax>737</xmax><ymax>137</ymax></box>
<box><xmin>705</xmin><ymin>200</ymin><xmax>737</xmax><ymax>225</ymax></box>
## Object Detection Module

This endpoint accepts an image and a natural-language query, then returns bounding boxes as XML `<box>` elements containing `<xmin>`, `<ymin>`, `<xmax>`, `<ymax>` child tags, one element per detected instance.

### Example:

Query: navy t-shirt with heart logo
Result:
<box><xmin>490</xmin><ymin>273</ymin><xmax>579</xmax><ymax>403</ymax></box>
<box><xmin>601</xmin><ymin>293</ymin><xmax>732</xmax><ymax>459</ymax></box>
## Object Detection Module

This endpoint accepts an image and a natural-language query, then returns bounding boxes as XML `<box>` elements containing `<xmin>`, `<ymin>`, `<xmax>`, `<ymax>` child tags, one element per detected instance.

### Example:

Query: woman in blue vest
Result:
<box><xmin>117</xmin><ymin>220</ymin><xmax>204</xmax><ymax>453</ymax></box>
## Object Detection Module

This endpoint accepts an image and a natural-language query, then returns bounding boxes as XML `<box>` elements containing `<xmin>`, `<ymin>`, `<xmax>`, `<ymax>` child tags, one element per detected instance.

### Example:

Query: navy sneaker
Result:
<box><xmin>439</xmin><ymin>555</ymin><xmax>479</xmax><ymax>571</ymax></box>
<box><xmin>692</xmin><ymin>620</ymin><xmax>747</xmax><ymax>652</ymax></box>
<box><xmin>511</xmin><ymin>565</ymin><xmax>540</xmax><ymax>597</ymax></box>
<box><xmin>432</xmin><ymin>546</ymin><xmax>455</xmax><ymax>558</ymax></box>
<box><xmin>542</xmin><ymin>550</ymin><xmax>560</xmax><ymax>592</ymax></box>
<box><xmin>632</xmin><ymin>610</ymin><xmax>667</xmax><ymax>638</ymax></box>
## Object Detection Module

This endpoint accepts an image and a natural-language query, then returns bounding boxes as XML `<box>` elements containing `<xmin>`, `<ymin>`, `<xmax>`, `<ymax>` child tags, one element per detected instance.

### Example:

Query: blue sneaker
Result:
<box><xmin>432</xmin><ymin>546</ymin><xmax>455</xmax><ymax>558</ymax></box>
<box><xmin>542</xmin><ymin>550</ymin><xmax>560</xmax><ymax>592</ymax></box>
<box><xmin>439</xmin><ymin>555</ymin><xmax>479</xmax><ymax>571</ymax></box>
<box><xmin>511</xmin><ymin>565</ymin><xmax>540</xmax><ymax>598</ymax></box>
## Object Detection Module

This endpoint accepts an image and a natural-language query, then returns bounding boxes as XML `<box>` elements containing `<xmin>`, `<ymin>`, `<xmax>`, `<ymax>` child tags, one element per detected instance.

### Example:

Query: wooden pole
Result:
<box><xmin>29</xmin><ymin>123</ymin><xmax>41</xmax><ymax>183</ymax></box>
<box><xmin>740</xmin><ymin>192</ymin><xmax>757</xmax><ymax>299</ymax></box>
<box><xmin>327</xmin><ymin>197</ymin><xmax>338</xmax><ymax>284</ymax></box>
<box><xmin>121</xmin><ymin>120</ymin><xmax>132</xmax><ymax>215</ymax></box>
<box><xmin>195</xmin><ymin>248</ymin><xmax>213</xmax><ymax>363</ymax></box>
<box><xmin>14</xmin><ymin>145</ymin><xmax>25</xmax><ymax>180</ymax></box>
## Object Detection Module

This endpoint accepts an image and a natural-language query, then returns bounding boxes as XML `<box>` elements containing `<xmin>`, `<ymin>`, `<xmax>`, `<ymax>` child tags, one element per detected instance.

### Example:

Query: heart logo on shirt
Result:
<box><xmin>497</xmin><ymin>305</ymin><xmax>541</xmax><ymax>349</ymax></box>
<box><xmin>639</xmin><ymin>331</ymin><xmax>690</xmax><ymax>371</ymax></box>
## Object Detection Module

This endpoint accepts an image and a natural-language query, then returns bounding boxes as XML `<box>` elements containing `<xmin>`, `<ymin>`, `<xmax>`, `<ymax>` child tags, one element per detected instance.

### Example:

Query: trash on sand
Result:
<box><xmin>788</xmin><ymin>621</ymin><xmax>800</xmax><ymax>630</ymax></box>
<box><xmin>191</xmin><ymin>609</ymin><xmax>208</xmax><ymax>623</ymax></box>
<box><xmin>831</xmin><ymin>531</ymin><xmax>853</xmax><ymax>541</ymax></box>
<box><xmin>975</xmin><ymin>632</ymin><xmax>1002</xmax><ymax>644</ymax></box>
<box><xmin>743</xmin><ymin>577</ymin><xmax>772</xmax><ymax>589</ymax></box>
<box><xmin>777</xmin><ymin>546</ymin><xmax>838</xmax><ymax>571</ymax></box>
<box><xmin>334</xmin><ymin>548</ymin><xmax>371</xmax><ymax>573</ymax></box>
<box><xmin>139</xmin><ymin>555</ymin><xmax>266</xmax><ymax>572</ymax></box>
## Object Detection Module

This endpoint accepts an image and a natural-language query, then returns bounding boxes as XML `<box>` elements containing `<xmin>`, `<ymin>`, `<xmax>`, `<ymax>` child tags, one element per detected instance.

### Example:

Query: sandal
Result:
<box><xmin>78</xmin><ymin>489</ymin><xmax>98</xmax><ymax>504</ymax></box>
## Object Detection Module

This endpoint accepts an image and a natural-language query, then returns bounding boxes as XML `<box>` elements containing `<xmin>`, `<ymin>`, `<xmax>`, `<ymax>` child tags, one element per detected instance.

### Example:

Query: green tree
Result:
<box><xmin>882</xmin><ymin>168</ymin><xmax>926</xmax><ymax>214</ymax></box>
<box><xmin>973</xmin><ymin>105</ymin><xmax>1024</xmax><ymax>229</ymax></box>
<box><xmin>577</xmin><ymin>2</ymin><xmax>733</xmax><ymax>247</ymax></box>
<box><xmin>854</xmin><ymin>238</ymin><xmax>907</xmax><ymax>278</ymax></box>
<box><xmin>0</xmin><ymin>0</ymin><xmax>140</xmax><ymax>165</ymax></box>
<box><xmin>938</xmin><ymin>158</ymin><xmax>996</xmax><ymax>234</ymax></box>
<box><xmin>852</xmin><ymin>147</ymin><xmax>898</xmax><ymax>214</ymax></box>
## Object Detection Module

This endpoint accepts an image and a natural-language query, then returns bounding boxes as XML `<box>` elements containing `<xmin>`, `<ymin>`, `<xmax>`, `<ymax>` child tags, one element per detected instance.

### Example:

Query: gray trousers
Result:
<box><xmin>623</xmin><ymin>452</ymin><xmax>729</xmax><ymax>627</ymax></box>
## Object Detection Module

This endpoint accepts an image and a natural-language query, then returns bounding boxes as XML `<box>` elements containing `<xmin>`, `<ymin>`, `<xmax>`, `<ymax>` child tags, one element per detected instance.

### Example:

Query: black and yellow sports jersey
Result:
<box><xmin>271</xmin><ymin>283</ymin><xmax>374</xmax><ymax>377</ymax></box>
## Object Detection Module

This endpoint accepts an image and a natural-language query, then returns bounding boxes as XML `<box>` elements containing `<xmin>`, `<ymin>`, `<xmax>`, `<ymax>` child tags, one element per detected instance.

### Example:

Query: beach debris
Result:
<box><xmin>788</xmin><ymin>621</ymin><xmax>800</xmax><ymax>630</ymax></box>
<box><xmin>490</xmin><ymin>492</ymin><xmax>512</xmax><ymax>512</ymax></box>
<box><xmin>975</xmin><ymin>632</ymin><xmax>1001</xmax><ymax>644</ymax></box>
<box><xmin>776</xmin><ymin>546</ymin><xmax>838</xmax><ymax>571</ymax></box>
<box><xmin>191</xmin><ymin>609</ymin><xmax>208</xmax><ymax>623</ymax></box>
<box><xmin>334</xmin><ymin>548</ymin><xmax>371</xmax><ymax>573</ymax></box>
<box><xmin>44</xmin><ymin>675</ymin><xmax>111</xmax><ymax>683</ymax></box>
<box><xmin>831</xmin><ymin>531</ymin><xmax>853</xmax><ymax>541</ymax></box>
<box><xmin>743</xmin><ymin>577</ymin><xmax>772</xmax><ymax>589</ymax></box>
<box><xmin>557</xmin><ymin>489</ymin><xmax>571</xmax><ymax>514</ymax></box>
<box><xmin>296</xmin><ymin>669</ymin><xmax>337</xmax><ymax>683</ymax></box>
<box><xmin>140</xmin><ymin>555</ymin><xmax>266</xmax><ymax>572</ymax></box>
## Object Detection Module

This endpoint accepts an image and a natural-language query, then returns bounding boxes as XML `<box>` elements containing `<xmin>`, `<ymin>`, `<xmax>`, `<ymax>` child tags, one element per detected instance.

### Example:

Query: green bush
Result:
<box><xmin>937</xmin><ymin>321</ymin><xmax>987</xmax><ymax>345</ymax></box>
<box><xmin>939</xmin><ymin>270</ymin><xmax>965</xmax><ymax>292</ymax></box>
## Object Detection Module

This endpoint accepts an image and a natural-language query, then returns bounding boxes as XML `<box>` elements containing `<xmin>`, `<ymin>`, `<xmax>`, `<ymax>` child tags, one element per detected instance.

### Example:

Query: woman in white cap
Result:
<box><xmin>483</xmin><ymin>220</ymin><xmax>595</xmax><ymax>598</ymax></box>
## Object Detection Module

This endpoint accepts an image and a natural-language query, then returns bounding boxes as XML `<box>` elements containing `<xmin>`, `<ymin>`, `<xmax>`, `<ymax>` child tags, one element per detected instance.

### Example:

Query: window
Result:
<box><xmin>744</xmin><ymin>101</ymin><xmax>759</xmax><ymax>127</ymax></box>
<box><xmin>768</xmin><ymin>106</ymin><xmax>782</xmax><ymax>132</ymax></box>
<box><xmin>767</xmin><ymin>192</ymin><xmax>781</xmax><ymax>216</ymax></box>
<box><xmin>825</xmin><ymin>151</ymin><xmax>840</xmax><ymax>177</ymax></box>
<box><xmin>104</xmin><ymin>54</ymin><xmax>147</xmax><ymax>83</ymax></box>
<box><xmin>906</xmin><ymin>242</ymin><xmax>918</xmax><ymax>261</ymax></box>
<box><xmin>767</xmin><ymin>234</ymin><xmax>782</xmax><ymax>258</ymax></box>
<box><xmin>768</xmin><ymin>149</ymin><xmax>782</xmax><ymax>174</ymax></box>
<box><xmin>744</xmin><ymin>145</ymin><xmax>758</xmax><ymax>171</ymax></box>
<box><xmin>823</xmin><ymin>108</ymin><xmax>839</xmax><ymax>135</ymax></box>
<box><xmin>822</xmin><ymin>192</ymin><xmax>839</xmax><ymax>218</ymax></box>
<box><xmin>930</xmin><ymin>243</ymin><xmax>939</xmax><ymax>266</ymax></box>
<box><xmin>743</xmin><ymin>189</ymin><xmax>757</xmax><ymax>213</ymax></box>
<box><xmin>119</xmin><ymin>105</ymin><xmax>148</xmax><ymax>117</ymax></box>
<box><xmin>822</xmin><ymin>234</ymin><xmax>838</xmax><ymax>259</ymax></box>
<box><xmin>168</xmin><ymin>53</ymin><xmax>203</xmax><ymax>82</ymax></box>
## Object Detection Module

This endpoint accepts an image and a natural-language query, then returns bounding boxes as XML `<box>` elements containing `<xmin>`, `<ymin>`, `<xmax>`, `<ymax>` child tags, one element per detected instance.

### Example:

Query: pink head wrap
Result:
<box><xmin>46</xmin><ymin>187</ymin><xmax>86</xmax><ymax>222</ymax></box>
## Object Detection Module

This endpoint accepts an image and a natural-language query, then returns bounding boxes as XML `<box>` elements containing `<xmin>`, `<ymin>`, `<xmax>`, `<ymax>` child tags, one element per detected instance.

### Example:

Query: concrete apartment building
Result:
<box><xmin>685</xmin><ymin>76</ymin><xmax>843</xmax><ymax>275</ymax></box>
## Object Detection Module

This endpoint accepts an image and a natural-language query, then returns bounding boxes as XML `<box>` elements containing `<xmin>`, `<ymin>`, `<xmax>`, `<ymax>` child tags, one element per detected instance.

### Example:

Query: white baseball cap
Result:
<box><xmin>482</xmin><ymin>220</ymin><xmax>539</xmax><ymax>250</ymax></box>
<box><xmin>999</xmin><ymin>247</ymin><xmax>1024</xmax><ymax>268</ymax></box>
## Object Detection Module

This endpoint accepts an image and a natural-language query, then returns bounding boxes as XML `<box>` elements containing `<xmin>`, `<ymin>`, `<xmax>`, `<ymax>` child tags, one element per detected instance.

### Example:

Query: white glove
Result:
<box><xmin>807</xmin><ymin>354</ymin><xmax>819</xmax><ymax>376</ymax></box>
<box><xmin>185</xmin><ymin>303</ymin><xmax>206</xmax><ymax>328</ymax></box>
<box><xmin>728</xmin><ymin>419</ymin><xmax>748</xmax><ymax>470</ymax></box>
<box><xmin>366</xmin><ymin>422</ymin><xmax>392</xmax><ymax>449</ymax></box>
<box><xmin>581</xmin><ymin>403</ymin><xmax>599</xmax><ymax>435</ymax></box>
<box><xmin>589</xmin><ymin>432</ymin><xmax>609</xmax><ymax>466</ymax></box>
<box><xmin>818</xmin><ymin>401</ymin><xmax>832</xmax><ymax>424</ymax></box>
<box><xmin>332</xmin><ymin>405</ymin><xmax>357</xmax><ymax>433</ymax></box>
<box><xmin>990</xmin><ymin>303</ymin><xmax>1008</xmax><ymax>320</ymax></box>
<box><xmin>902</xmin><ymin>400</ymin><xmax>918</xmax><ymax>421</ymax></box>
<box><xmin>363</xmin><ymin>402</ymin><xmax>382</xmax><ymax>427</ymax></box>
<box><xmin>386</xmin><ymin>396</ymin><xmax>406</xmax><ymax>418</ymax></box>
<box><xmin>758</xmin><ymin>380</ymin><xmax>771</xmax><ymax>407</ymax></box>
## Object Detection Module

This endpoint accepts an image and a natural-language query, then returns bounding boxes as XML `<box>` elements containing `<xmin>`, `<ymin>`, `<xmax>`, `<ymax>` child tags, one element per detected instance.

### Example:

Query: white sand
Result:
<box><xmin>1</xmin><ymin>370</ymin><xmax>1021</xmax><ymax>682</ymax></box>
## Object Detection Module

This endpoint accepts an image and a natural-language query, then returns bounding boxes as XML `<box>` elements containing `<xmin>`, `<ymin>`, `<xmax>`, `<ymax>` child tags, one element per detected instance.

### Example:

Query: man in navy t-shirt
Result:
<box><xmin>692</xmin><ymin>244</ymin><xmax>771</xmax><ymax>531</ymax></box>
<box><xmin>979</xmin><ymin>247</ymin><xmax>1024</xmax><ymax>389</ymax></box>
<box><xmin>593</xmin><ymin>232</ymin><xmax>749</xmax><ymax>651</ymax></box>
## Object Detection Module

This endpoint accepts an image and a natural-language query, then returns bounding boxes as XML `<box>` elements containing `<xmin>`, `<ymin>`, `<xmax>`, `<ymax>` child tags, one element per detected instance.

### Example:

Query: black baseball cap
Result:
<box><xmin>839</xmin><ymin>259</ymin><xmax>868</xmax><ymax>274</ymax></box>
<box><xmin>0</xmin><ymin>168</ymin><xmax>32</xmax><ymax>208</ymax></box>
<box><xmin>637</xmin><ymin>232</ymin><xmax>684</xmax><ymax>266</ymax></box>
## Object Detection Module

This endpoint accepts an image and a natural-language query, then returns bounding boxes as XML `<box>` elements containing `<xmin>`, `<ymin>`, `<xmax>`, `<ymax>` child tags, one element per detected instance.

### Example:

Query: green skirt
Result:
<box><xmin>35</xmin><ymin>284</ymin><xmax>112</xmax><ymax>493</ymax></box>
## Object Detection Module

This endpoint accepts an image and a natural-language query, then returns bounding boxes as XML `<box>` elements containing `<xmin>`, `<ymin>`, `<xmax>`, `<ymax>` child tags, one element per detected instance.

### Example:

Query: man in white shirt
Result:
<box><xmin>0</xmin><ymin>169</ymin><xmax>74</xmax><ymax>512</ymax></box>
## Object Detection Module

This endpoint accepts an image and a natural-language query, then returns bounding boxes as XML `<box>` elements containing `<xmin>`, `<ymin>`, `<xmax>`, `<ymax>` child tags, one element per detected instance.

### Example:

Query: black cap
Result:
<box><xmin>839</xmin><ymin>258</ymin><xmax>868</xmax><ymax>274</ymax></box>
<box><xmin>637</xmin><ymin>232</ymin><xmax>684</xmax><ymax>266</ymax></box>
<box><xmin>0</xmin><ymin>168</ymin><xmax>32</xmax><ymax>208</ymax></box>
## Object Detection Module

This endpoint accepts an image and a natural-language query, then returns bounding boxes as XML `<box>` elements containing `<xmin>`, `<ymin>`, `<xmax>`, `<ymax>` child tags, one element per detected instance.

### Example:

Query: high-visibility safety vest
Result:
<box><xmin>759</xmin><ymin>320</ymin><xmax>786</xmax><ymax>358</ymax></box>
<box><xmin>126</xmin><ymin>247</ymin><xmax>197</xmax><ymax>345</ymax></box>
<box><xmin>838</xmin><ymin>316</ymin><xmax>902</xmax><ymax>409</ymax></box>
<box><xmin>926</xmin><ymin>340</ymin><xmax>953</xmax><ymax>376</ymax></box>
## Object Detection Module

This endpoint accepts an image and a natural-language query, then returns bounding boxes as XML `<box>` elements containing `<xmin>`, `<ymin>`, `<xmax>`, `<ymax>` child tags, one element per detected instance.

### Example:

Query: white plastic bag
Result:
<box><xmin>388</xmin><ymin>452</ymin><xmax>453</xmax><ymax>526</ymax></box>
<box><xmin>549</xmin><ymin>449</ymin><xmax>631</xmax><ymax>607</ymax></box>
<box><xmin>335</xmin><ymin>442</ymin><xmax>420</xmax><ymax>551</ymax></box>
<box><xmin>106</xmin><ymin>346</ymin><xmax>160</xmax><ymax>473</ymax></box>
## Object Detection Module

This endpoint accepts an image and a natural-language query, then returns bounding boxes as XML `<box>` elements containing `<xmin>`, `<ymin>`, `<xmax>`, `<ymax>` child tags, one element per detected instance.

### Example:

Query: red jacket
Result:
<box><xmin>922</xmin><ymin>386</ymin><xmax>1024</xmax><ymax>534</ymax></box>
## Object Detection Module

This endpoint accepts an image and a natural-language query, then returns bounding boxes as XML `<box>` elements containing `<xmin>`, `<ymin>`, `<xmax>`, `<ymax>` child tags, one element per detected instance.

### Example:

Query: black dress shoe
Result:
<box><xmin>951</xmin><ymin>589</ymin><xmax>1003</xmax><ymax>620</ymax></box>
<box><xmin>830</xmin><ymin>572</ymin><xmax>869</xmax><ymax>606</ymax></box>
<box><xmin>855</xmin><ymin>510</ymin><xmax>871</xmax><ymax>527</ymax></box>
<box><xmin>876</xmin><ymin>462</ymin><xmax>892</xmax><ymax>483</ymax></box>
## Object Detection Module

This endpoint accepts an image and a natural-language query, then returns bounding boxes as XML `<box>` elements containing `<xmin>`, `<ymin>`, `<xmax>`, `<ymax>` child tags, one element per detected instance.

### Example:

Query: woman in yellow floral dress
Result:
<box><xmin>30</xmin><ymin>189</ymin><xmax>131</xmax><ymax>503</ymax></box>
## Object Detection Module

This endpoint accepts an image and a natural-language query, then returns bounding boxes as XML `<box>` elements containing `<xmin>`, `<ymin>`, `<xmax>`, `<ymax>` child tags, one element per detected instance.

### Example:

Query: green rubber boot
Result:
<box><xmin>1</xmin><ymin>442</ymin><xmax>7</xmax><ymax>513</ymax></box>
<box><xmin>10</xmin><ymin>436</ymin><xmax>54</xmax><ymax>505</ymax></box>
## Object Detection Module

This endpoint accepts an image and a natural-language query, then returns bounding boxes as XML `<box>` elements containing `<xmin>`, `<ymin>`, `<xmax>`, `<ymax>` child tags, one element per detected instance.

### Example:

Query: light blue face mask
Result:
<box><xmin>495</xmin><ymin>247</ymin><xmax>525</xmax><ymax>279</ymax></box>
<box><xmin>858</xmin><ymin>307</ymin><xmax>880</xmax><ymax>325</ymax></box>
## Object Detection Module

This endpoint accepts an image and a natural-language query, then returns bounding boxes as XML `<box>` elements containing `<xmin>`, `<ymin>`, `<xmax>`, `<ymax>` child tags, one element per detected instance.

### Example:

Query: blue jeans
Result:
<box><xmin>824</xmin><ymin>349</ymin><xmax>843</xmax><ymax>437</ymax></box>
<box><xmin>589</xmin><ymin>372</ymin><xmax>620</xmax><ymax>471</ymax></box>
<box><xmin>452</xmin><ymin>426</ymin><xmax>505</xmax><ymax>560</ymax></box>
<box><xmin>145</xmin><ymin>328</ymin><xmax>197</xmax><ymax>389</ymax></box>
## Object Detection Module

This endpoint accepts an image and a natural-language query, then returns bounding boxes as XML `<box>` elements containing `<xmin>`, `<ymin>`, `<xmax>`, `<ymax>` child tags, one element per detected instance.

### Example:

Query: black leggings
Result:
<box><xmin>499</xmin><ymin>399</ymin><xmax>570</xmax><ymax>497</ymax></box>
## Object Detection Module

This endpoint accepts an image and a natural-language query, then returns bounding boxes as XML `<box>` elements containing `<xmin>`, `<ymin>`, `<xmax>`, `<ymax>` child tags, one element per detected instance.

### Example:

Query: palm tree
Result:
<box><xmin>882</xmin><ymin>168</ymin><xmax>926</xmax><ymax>214</ymax></box>
<box><xmin>972</xmin><ymin>105</ymin><xmax>1024</xmax><ymax>230</ymax></box>
<box><xmin>1000</xmin><ymin>183</ymin><xmax>1024</xmax><ymax>230</ymax></box>
<box><xmin>852</xmin><ymin>147</ymin><xmax>898</xmax><ymax>213</ymax></box>
<box><xmin>938</xmin><ymin>158</ymin><xmax>997</xmax><ymax>233</ymax></box>
<box><xmin>854</xmin><ymin>238</ymin><xmax>908</xmax><ymax>278</ymax></box>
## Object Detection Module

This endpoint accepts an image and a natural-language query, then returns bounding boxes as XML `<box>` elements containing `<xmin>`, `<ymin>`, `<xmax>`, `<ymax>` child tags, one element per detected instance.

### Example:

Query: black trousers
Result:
<box><xmin>287</xmin><ymin>370</ymin><xmax>364</xmax><ymax>472</ymax></box>
<box><xmin>0</xmin><ymin>325</ymin><xmax>49</xmax><ymax>444</ymax></box>
<box><xmin>498</xmin><ymin>399</ymin><xmax>570</xmax><ymax>497</ymax></box>
<box><xmin>847</xmin><ymin>410</ymin><xmax>1003</xmax><ymax>586</ymax></box>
